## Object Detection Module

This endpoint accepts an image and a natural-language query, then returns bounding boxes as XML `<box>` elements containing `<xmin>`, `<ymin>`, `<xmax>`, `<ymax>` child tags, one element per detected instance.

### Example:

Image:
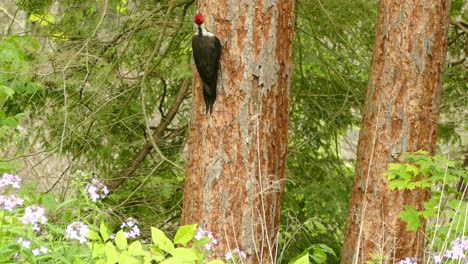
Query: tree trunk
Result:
<box><xmin>181</xmin><ymin>1</ymin><xmax>294</xmax><ymax>263</ymax></box>
<box><xmin>341</xmin><ymin>0</ymin><xmax>451</xmax><ymax>263</ymax></box>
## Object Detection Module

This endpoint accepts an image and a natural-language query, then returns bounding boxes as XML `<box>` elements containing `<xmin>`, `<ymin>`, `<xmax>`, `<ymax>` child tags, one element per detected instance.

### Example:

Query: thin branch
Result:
<box><xmin>108</xmin><ymin>78</ymin><xmax>190</xmax><ymax>190</ymax></box>
<box><xmin>447</xmin><ymin>56</ymin><xmax>467</xmax><ymax>67</ymax></box>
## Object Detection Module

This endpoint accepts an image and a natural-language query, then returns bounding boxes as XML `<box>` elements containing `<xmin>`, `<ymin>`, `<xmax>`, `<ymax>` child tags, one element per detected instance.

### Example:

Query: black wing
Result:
<box><xmin>191</xmin><ymin>34</ymin><xmax>221</xmax><ymax>91</ymax></box>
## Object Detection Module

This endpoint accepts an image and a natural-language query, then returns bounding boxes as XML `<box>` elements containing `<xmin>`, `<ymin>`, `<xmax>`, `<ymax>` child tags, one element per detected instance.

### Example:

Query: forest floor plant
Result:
<box><xmin>383</xmin><ymin>151</ymin><xmax>468</xmax><ymax>264</ymax></box>
<box><xmin>0</xmin><ymin>171</ymin><xmax>246</xmax><ymax>263</ymax></box>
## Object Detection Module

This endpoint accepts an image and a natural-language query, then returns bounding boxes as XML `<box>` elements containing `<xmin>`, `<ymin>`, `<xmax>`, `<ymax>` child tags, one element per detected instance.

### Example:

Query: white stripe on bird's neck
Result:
<box><xmin>196</xmin><ymin>24</ymin><xmax>215</xmax><ymax>37</ymax></box>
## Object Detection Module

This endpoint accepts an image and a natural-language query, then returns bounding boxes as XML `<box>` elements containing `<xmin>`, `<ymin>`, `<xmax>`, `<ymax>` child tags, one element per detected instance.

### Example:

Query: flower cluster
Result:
<box><xmin>402</xmin><ymin>238</ymin><xmax>468</xmax><ymax>264</ymax></box>
<box><xmin>0</xmin><ymin>173</ymin><xmax>22</xmax><ymax>189</ymax></box>
<box><xmin>85</xmin><ymin>178</ymin><xmax>109</xmax><ymax>202</ymax></box>
<box><xmin>32</xmin><ymin>246</ymin><xmax>48</xmax><ymax>256</ymax></box>
<box><xmin>65</xmin><ymin>222</ymin><xmax>90</xmax><ymax>244</ymax></box>
<box><xmin>194</xmin><ymin>227</ymin><xmax>218</xmax><ymax>251</ymax></box>
<box><xmin>121</xmin><ymin>218</ymin><xmax>141</xmax><ymax>239</ymax></box>
<box><xmin>225</xmin><ymin>248</ymin><xmax>247</xmax><ymax>261</ymax></box>
<box><xmin>398</xmin><ymin>257</ymin><xmax>416</xmax><ymax>264</ymax></box>
<box><xmin>17</xmin><ymin>237</ymin><xmax>32</xmax><ymax>249</ymax></box>
<box><xmin>433</xmin><ymin>237</ymin><xmax>468</xmax><ymax>263</ymax></box>
<box><xmin>0</xmin><ymin>173</ymin><xmax>23</xmax><ymax>211</ymax></box>
<box><xmin>0</xmin><ymin>194</ymin><xmax>24</xmax><ymax>211</ymax></box>
<box><xmin>21</xmin><ymin>206</ymin><xmax>47</xmax><ymax>232</ymax></box>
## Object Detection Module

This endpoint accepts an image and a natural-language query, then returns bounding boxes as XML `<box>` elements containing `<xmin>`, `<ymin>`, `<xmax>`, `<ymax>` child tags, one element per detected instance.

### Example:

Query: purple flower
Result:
<box><xmin>225</xmin><ymin>251</ymin><xmax>233</xmax><ymax>260</ymax></box>
<box><xmin>0</xmin><ymin>194</ymin><xmax>24</xmax><ymax>211</ymax></box>
<box><xmin>433</xmin><ymin>255</ymin><xmax>442</xmax><ymax>263</ymax></box>
<box><xmin>32</xmin><ymin>246</ymin><xmax>48</xmax><ymax>256</ymax></box>
<box><xmin>441</xmin><ymin>237</ymin><xmax>468</xmax><ymax>261</ymax></box>
<box><xmin>194</xmin><ymin>228</ymin><xmax>218</xmax><ymax>251</ymax></box>
<box><xmin>398</xmin><ymin>257</ymin><xmax>417</xmax><ymax>264</ymax></box>
<box><xmin>0</xmin><ymin>173</ymin><xmax>21</xmax><ymax>189</ymax></box>
<box><xmin>65</xmin><ymin>222</ymin><xmax>89</xmax><ymax>243</ymax></box>
<box><xmin>194</xmin><ymin>227</ymin><xmax>205</xmax><ymax>240</ymax></box>
<box><xmin>21</xmin><ymin>206</ymin><xmax>47</xmax><ymax>231</ymax></box>
<box><xmin>121</xmin><ymin>218</ymin><xmax>140</xmax><ymax>239</ymax></box>
<box><xmin>85</xmin><ymin>178</ymin><xmax>109</xmax><ymax>202</ymax></box>
<box><xmin>17</xmin><ymin>237</ymin><xmax>31</xmax><ymax>248</ymax></box>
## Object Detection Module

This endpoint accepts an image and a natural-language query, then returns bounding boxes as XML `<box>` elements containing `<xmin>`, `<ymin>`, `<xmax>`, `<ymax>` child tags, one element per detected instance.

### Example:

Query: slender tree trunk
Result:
<box><xmin>341</xmin><ymin>1</ymin><xmax>451</xmax><ymax>263</ymax></box>
<box><xmin>181</xmin><ymin>1</ymin><xmax>293</xmax><ymax>263</ymax></box>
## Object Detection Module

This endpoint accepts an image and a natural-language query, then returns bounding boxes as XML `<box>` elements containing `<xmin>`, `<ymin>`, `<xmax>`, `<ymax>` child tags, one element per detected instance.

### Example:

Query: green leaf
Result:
<box><xmin>174</xmin><ymin>224</ymin><xmax>197</xmax><ymax>246</ymax></box>
<box><xmin>39</xmin><ymin>193</ymin><xmax>57</xmax><ymax>210</ymax></box>
<box><xmin>170</xmin><ymin>248</ymin><xmax>197</xmax><ymax>261</ymax></box>
<box><xmin>311</xmin><ymin>248</ymin><xmax>327</xmax><ymax>263</ymax></box>
<box><xmin>313</xmin><ymin>221</ymin><xmax>327</xmax><ymax>233</ymax></box>
<box><xmin>118</xmin><ymin>252</ymin><xmax>140</xmax><ymax>264</ymax></box>
<box><xmin>128</xmin><ymin>241</ymin><xmax>145</xmax><ymax>256</ymax></box>
<box><xmin>399</xmin><ymin>205</ymin><xmax>421</xmax><ymax>231</ymax></box>
<box><xmin>115</xmin><ymin>230</ymin><xmax>128</xmax><ymax>250</ymax></box>
<box><xmin>160</xmin><ymin>256</ymin><xmax>195</xmax><ymax>264</ymax></box>
<box><xmin>315</xmin><ymin>244</ymin><xmax>336</xmax><ymax>257</ymax></box>
<box><xmin>0</xmin><ymin>85</ymin><xmax>14</xmax><ymax>99</ymax></box>
<box><xmin>100</xmin><ymin>222</ymin><xmax>109</xmax><ymax>242</ymax></box>
<box><xmin>91</xmin><ymin>243</ymin><xmax>105</xmax><ymax>258</ymax></box>
<box><xmin>87</xmin><ymin>230</ymin><xmax>101</xmax><ymax>241</ymax></box>
<box><xmin>3</xmin><ymin>117</ymin><xmax>18</xmax><ymax>128</ymax></box>
<box><xmin>105</xmin><ymin>242</ymin><xmax>119</xmax><ymax>264</ymax></box>
<box><xmin>289</xmin><ymin>251</ymin><xmax>310</xmax><ymax>264</ymax></box>
<box><xmin>406</xmin><ymin>165</ymin><xmax>420</xmax><ymax>177</ymax></box>
<box><xmin>192</xmin><ymin>237</ymin><xmax>210</xmax><ymax>248</ymax></box>
<box><xmin>151</xmin><ymin>227</ymin><xmax>174</xmax><ymax>254</ymax></box>
<box><xmin>206</xmin><ymin>260</ymin><xmax>225</xmax><ymax>264</ymax></box>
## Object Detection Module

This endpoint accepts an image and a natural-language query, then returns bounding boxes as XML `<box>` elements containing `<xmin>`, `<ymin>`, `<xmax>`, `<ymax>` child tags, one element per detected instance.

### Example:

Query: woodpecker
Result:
<box><xmin>192</xmin><ymin>12</ymin><xmax>221</xmax><ymax>114</ymax></box>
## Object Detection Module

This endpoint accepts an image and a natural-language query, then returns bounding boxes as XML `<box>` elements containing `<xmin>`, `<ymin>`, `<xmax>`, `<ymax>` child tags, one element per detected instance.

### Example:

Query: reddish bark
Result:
<box><xmin>181</xmin><ymin>1</ymin><xmax>294</xmax><ymax>263</ymax></box>
<box><xmin>342</xmin><ymin>0</ymin><xmax>451</xmax><ymax>263</ymax></box>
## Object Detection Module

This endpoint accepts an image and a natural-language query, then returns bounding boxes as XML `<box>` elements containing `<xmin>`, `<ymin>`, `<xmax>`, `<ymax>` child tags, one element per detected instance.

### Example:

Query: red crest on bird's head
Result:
<box><xmin>194</xmin><ymin>13</ymin><xmax>204</xmax><ymax>25</ymax></box>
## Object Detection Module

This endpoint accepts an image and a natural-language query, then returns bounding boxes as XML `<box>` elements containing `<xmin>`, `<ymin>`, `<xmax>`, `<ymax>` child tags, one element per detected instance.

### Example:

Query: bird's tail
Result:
<box><xmin>202</xmin><ymin>83</ymin><xmax>216</xmax><ymax>115</ymax></box>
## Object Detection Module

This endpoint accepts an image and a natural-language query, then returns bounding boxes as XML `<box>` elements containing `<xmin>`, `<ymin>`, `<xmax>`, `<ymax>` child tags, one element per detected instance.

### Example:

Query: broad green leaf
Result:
<box><xmin>118</xmin><ymin>252</ymin><xmax>140</xmax><ymax>264</ymax></box>
<box><xmin>91</xmin><ymin>243</ymin><xmax>105</xmax><ymax>258</ymax></box>
<box><xmin>206</xmin><ymin>260</ymin><xmax>225</xmax><ymax>264</ymax></box>
<box><xmin>311</xmin><ymin>248</ymin><xmax>327</xmax><ymax>263</ymax></box>
<box><xmin>39</xmin><ymin>193</ymin><xmax>57</xmax><ymax>210</ymax></box>
<box><xmin>87</xmin><ymin>230</ymin><xmax>101</xmax><ymax>241</ymax></box>
<box><xmin>316</xmin><ymin>244</ymin><xmax>336</xmax><ymax>257</ymax></box>
<box><xmin>399</xmin><ymin>205</ymin><xmax>421</xmax><ymax>231</ymax></box>
<box><xmin>73</xmin><ymin>257</ymin><xmax>84</xmax><ymax>264</ymax></box>
<box><xmin>160</xmin><ymin>256</ymin><xmax>195</xmax><ymax>264</ymax></box>
<box><xmin>115</xmin><ymin>230</ymin><xmax>128</xmax><ymax>250</ymax></box>
<box><xmin>174</xmin><ymin>224</ymin><xmax>197</xmax><ymax>246</ymax></box>
<box><xmin>100</xmin><ymin>222</ymin><xmax>109</xmax><ymax>242</ymax></box>
<box><xmin>105</xmin><ymin>242</ymin><xmax>119</xmax><ymax>264</ymax></box>
<box><xmin>128</xmin><ymin>241</ymin><xmax>145</xmax><ymax>256</ymax></box>
<box><xmin>3</xmin><ymin>117</ymin><xmax>18</xmax><ymax>128</ymax></box>
<box><xmin>151</xmin><ymin>227</ymin><xmax>174</xmax><ymax>254</ymax></box>
<box><xmin>170</xmin><ymin>248</ymin><xmax>197</xmax><ymax>261</ymax></box>
<box><xmin>289</xmin><ymin>252</ymin><xmax>310</xmax><ymax>264</ymax></box>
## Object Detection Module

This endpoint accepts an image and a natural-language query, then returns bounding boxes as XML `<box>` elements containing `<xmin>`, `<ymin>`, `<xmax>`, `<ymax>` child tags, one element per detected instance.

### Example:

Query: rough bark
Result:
<box><xmin>342</xmin><ymin>1</ymin><xmax>451</xmax><ymax>263</ymax></box>
<box><xmin>181</xmin><ymin>1</ymin><xmax>294</xmax><ymax>263</ymax></box>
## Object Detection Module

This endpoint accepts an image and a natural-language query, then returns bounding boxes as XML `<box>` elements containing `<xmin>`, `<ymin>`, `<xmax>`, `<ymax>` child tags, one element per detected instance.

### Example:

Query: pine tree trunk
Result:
<box><xmin>341</xmin><ymin>0</ymin><xmax>451</xmax><ymax>263</ymax></box>
<box><xmin>181</xmin><ymin>1</ymin><xmax>294</xmax><ymax>263</ymax></box>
